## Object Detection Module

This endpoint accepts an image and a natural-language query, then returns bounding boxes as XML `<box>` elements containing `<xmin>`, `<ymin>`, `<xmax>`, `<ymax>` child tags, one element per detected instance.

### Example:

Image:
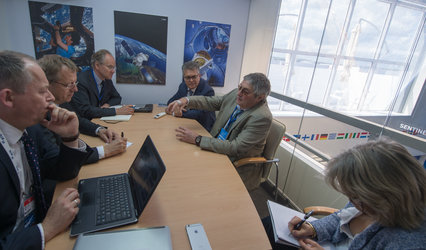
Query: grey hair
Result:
<box><xmin>91</xmin><ymin>49</ymin><xmax>113</xmax><ymax>67</ymax></box>
<box><xmin>243</xmin><ymin>73</ymin><xmax>271</xmax><ymax>98</ymax></box>
<box><xmin>38</xmin><ymin>54</ymin><xmax>77</xmax><ymax>84</ymax></box>
<box><xmin>182</xmin><ymin>61</ymin><xmax>200</xmax><ymax>73</ymax></box>
<box><xmin>325</xmin><ymin>139</ymin><xmax>426</xmax><ymax>230</ymax></box>
<box><xmin>0</xmin><ymin>50</ymin><xmax>35</xmax><ymax>93</ymax></box>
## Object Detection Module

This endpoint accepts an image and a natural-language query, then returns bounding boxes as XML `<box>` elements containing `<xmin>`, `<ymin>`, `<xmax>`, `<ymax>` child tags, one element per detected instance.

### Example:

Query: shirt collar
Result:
<box><xmin>0</xmin><ymin>118</ymin><xmax>25</xmax><ymax>145</ymax></box>
<box><xmin>92</xmin><ymin>70</ymin><xmax>103</xmax><ymax>88</ymax></box>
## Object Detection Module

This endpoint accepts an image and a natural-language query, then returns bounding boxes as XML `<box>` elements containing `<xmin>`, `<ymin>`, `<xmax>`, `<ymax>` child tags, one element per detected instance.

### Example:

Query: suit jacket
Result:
<box><xmin>38</xmin><ymin>124</ymin><xmax>100</xmax><ymax>165</ymax></box>
<box><xmin>0</xmin><ymin>125</ymin><xmax>90</xmax><ymax>250</ymax></box>
<box><xmin>71</xmin><ymin>69</ymin><xmax>122</xmax><ymax>119</ymax></box>
<box><xmin>187</xmin><ymin>89</ymin><xmax>272</xmax><ymax>190</ymax></box>
<box><xmin>60</xmin><ymin>102</ymin><xmax>101</xmax><ymax>137</ymax></box>
<box><xmin>167</xmin><ymin>79</ymin><xmax>216</xmax><ymax>131</ymax></box>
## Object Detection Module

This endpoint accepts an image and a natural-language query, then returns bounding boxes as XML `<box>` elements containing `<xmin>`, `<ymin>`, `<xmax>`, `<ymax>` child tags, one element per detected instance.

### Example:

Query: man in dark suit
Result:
<box><xmin>165</xmin><ymin>61</ymin><xmax>216</xmax><ymax>131</ymax></box>
<box><xmin>0</xmin><ymin>51</ymin><xmax>90</xmax><ymax>249</ymax></box>
<box><xmin>70</xmin><ymin>49</ymin><xmax>134</xmax><ymax>119</ymax></box>
<box><xmin>38</xmin><ymin>54</ymin><xmax>127</xmax><ymax>164</ymax></box>
<box><xmin>167</xmin><ymin>73</ymin><xmax>272</xmax><ymax>190</ymax></box>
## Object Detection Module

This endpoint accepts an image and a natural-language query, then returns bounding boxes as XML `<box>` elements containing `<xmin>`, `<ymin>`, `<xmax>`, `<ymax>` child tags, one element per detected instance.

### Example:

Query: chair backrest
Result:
<box><xmin>261</xmin><ymin>119</ymin><xmax>286</xmax><ymax>180</ymax></box>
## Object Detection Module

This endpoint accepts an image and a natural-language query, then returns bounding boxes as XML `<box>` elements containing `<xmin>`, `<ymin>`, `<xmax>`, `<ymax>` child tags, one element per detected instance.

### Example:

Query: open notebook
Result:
<box><xmin>267</xmin><ymin>200</ymin><xmax>334</xmax><ymax>249</ymax></box>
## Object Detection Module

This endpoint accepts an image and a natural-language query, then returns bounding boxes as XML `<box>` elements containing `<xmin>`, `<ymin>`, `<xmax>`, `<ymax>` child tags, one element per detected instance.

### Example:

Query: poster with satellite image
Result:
<box><xmin>184</xmin><ymin>19</ymin><xmax>231</xmax><ymax>87</ymax></box>
<box><xmin>28</xmin><ymin>1</ymin><xmax>94</xmax><ymax>71</ymax></box>
<box><xmin>114</xmin><ymin>11</ymin><xmax>167</xmax><ymax>85</ymax></box>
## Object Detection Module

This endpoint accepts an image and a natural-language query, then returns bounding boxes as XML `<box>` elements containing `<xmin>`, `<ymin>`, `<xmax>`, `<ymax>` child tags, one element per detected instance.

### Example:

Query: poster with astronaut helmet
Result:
<box><xmin>184</xmin><ymin>19</ymin><xmax>231</xmax><ymax>87</ymax></box>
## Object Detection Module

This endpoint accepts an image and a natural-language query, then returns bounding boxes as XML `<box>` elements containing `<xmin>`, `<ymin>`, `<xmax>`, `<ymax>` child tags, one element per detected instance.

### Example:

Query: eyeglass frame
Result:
<box><xmin>238</xmin><ymin>84</ymin><xmax>254</xmax><ymax>96</ymax></box>
<box><xmin>101</xmin><ymin>63</ymin><xmax>116</xmax><ymax>71</ymax></box>
<box><xmin>183</xmin><ymin>74</ymin><xmax>199</xmax><ymax>81</ymax></box>
<box><xmin>53</xmin><ymin>80</ymin><xmax>79</xmax><ymax>89</ymax></box>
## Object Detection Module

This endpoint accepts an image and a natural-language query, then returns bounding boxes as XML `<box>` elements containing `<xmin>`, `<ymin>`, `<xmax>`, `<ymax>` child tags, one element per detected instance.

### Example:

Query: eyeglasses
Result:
<box><xmin>54</xmin><ymin>80</ymin><xmax>78</xmax><ymax>89</ymax></box>
<box><xmin>238</xmin><ymin>84</ymin><xmax>254</xmax><ymax>96</ymax></box>
<box><xmin>184</xmin><ymin>75</ymin><xmax>199</xmax><ymax>81</ymax></box>
<box><xmin>102</xmin><ymin>64</ymin><xmax>116</xmax><ymax>71</ymax></box>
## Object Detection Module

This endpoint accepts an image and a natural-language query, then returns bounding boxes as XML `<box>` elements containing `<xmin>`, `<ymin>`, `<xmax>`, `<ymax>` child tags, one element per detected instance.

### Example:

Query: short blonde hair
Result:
<box><xmin>38</xmin><ymin>54</ymin><xmax>77</xmax><ymax>83</ymax></box>
<box><xmin>325</xmin><ymin>139</ymin><xmax>426</xmax><ymax>230</ymax></box>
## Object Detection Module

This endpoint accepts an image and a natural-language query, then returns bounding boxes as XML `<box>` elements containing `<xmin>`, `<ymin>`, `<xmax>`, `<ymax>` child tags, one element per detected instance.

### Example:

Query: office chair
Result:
<box><xmin>303</xmin><ymin>206</ymin><xmax>339</xmax><ymax>216</ymax></box>
<box><xmin>233</xmin><ymin>119</ymin><xmax>286</xmax><ymax>200</ymax></box>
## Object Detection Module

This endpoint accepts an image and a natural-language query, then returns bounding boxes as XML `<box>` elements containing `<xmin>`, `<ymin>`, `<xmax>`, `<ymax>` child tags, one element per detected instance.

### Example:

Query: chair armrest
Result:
<box><xmin>233</xmin><ymin>157</ymin><xmax>267</xmax><ymax>168</ymax></box>
<box><xmin>303</xmin><ymin>206</ymin><xmax>339</xmax><ymax>216</ymax></box>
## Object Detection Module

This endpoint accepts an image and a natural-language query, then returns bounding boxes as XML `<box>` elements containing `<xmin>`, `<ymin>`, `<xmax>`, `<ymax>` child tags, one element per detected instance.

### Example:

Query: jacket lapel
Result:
<box><xmin>0</xmin><ymin>144</ymin><xmax>21</xmax><ymax>198</ymax></box>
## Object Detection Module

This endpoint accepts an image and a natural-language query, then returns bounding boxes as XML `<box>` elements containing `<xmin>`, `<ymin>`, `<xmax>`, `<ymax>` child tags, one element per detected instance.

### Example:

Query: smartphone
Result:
<box><xmin>185</xmin><ymin>223</ymin><xmax>212</xmax><ymax>250</ymax></box>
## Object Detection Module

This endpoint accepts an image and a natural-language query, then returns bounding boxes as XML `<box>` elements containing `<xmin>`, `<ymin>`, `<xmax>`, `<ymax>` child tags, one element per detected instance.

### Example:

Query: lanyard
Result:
<box><xmin>223</xmin><ymin>106</ymin><xmax>244</xmax><ymax>132</ymax></box>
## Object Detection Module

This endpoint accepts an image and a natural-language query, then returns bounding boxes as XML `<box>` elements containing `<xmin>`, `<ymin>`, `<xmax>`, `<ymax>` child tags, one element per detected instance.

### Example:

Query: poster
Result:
<box><xmin>114</xmin><ymin>11</ymin><xmax>167</xmax><ymax>85</ymax></box>
<box><xmin>28</xmin><ymin>1</ymin><xmax>94</xmax><ymax>70</ymax></box>
<box><xmin>184</xmin><ymin>19</ymin><xmax>231</xmax><ymax>87</ymax></box>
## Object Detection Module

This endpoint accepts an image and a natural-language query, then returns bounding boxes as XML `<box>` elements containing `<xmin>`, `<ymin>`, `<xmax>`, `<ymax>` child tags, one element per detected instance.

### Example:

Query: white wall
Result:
<box><xmin>0</xmin><ymin>0</ymin><xmax>251</xmax><ymax>104</ymax></box>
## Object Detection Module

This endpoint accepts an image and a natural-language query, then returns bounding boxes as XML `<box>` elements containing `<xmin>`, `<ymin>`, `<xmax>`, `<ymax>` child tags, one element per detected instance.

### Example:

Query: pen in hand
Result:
<box><xmin>293</xmin><ymin>210</ymin><xmax>314</xmax><ymax>230</ymax></box>
<box><xmin>121</xmin><ymin>132</ymin><xmax>124</xmax><ymax>138</ymax></box>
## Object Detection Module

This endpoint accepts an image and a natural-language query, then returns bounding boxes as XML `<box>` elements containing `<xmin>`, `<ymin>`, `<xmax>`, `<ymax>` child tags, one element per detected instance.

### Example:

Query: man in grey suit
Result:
<box><xmin>167</xmin><ymin>73</ymin><xmax>272</xmax><ymax>190</ymax></box>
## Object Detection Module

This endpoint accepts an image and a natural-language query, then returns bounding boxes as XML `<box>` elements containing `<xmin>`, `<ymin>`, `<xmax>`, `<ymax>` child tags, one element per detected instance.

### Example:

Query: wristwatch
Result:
<box><xmin>195</xmin><ymin>135</ymin><xmax>202</xmax><ymax>146</ymax></box>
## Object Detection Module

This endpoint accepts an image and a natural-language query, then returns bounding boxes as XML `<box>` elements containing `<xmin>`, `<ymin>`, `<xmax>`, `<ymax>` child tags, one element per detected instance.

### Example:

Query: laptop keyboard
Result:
<box><xmin>96</xmin><ymin>175</ymin><xmax>132</xmax><ymax>225</ymax></box>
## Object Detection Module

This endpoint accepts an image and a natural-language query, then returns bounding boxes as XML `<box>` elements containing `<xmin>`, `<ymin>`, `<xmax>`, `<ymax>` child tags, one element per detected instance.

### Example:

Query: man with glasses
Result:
<box><xmin>165</xmin><ymin>61</ymin><xmax>216</xmax><ymax>131</ymax></box>
<box><xmin>70</xmin><ymin>49</ymin><xmax>134</xmax><ymax>119</ymax></box>
<box><xmin>38</xmin><ymin>54</ymin><xmax>127</xmax><ymax>164</ymax></box>
<box><xmin>167</xmin><ymin>73</ymin><xmax>272</xmax><ymax>190</ymax></box>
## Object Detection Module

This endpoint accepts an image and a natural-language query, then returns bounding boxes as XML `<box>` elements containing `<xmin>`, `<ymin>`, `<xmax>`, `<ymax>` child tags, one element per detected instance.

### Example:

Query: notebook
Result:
<box><xmin>134</xmin><ymin>104</ymin><xmax>153</xmax><ymax>113</ymax></box>
<box><xmin>70</xmin><ymin>135</ymin><xmax>166</xmax><ymax>236</ymax></box>
<box><xmin>73</xmin><ymin>226</ymin><xmax>172</xmax><ymax>250</ymax></box>
<box><xmin>267</xmin><ymin>200</ymin><xmax>334</xmax><ymax>249</ymax></box>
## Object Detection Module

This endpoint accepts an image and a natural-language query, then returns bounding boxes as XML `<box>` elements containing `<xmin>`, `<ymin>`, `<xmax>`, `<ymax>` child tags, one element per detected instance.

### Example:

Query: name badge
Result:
<box><xmin>23</xmin><ymin>196</ymin><xmax>36</xmax><ymax>228</ymax></box>
<box><xmin>218</xmin><ymin>128</ymin><xmax>228</xmax><ymax>141</ymax></box>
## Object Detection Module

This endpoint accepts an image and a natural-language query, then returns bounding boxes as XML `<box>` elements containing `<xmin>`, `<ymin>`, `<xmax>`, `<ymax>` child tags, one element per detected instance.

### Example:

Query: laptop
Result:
<box><xmin>73</xmin><ymin>226</ymin><xmax>172</xmax><ymax>250</ymax></box>
<box><xmin>70</xmin><ymin>135</ymin><xmax>166</xmax><ymax>236</ymax></box>
<box><xmin>134</xmin><ymin>104</ymin><xmax>153</xmax><ymax>113</ymax></box>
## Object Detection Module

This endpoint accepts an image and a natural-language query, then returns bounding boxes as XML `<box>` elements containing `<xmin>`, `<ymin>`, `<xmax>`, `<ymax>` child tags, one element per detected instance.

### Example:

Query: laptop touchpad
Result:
<box><xmin>81</xmin><ymin>191</ymin><xmax>95</xmax><ymax>206</ymax></box>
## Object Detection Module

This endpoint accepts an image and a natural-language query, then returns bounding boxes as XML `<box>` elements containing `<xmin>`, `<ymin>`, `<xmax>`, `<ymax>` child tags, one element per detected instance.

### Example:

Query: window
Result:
<box><xmin>268</xmin><ymin>0</ymin><xmax>425</xmax><ymax>116</ymax></box>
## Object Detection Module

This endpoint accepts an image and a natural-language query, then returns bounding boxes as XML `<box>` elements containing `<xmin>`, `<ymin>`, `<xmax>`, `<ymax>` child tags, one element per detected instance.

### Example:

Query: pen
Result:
<box><xmin>293</xmin><ymin>210</ymin><xmax>314</xmax><ymax>230</ymax></box>
<box><xmin>121</xmin><ymin>132</ymin><xmax>124</xmax><ymax>138</ymax></box>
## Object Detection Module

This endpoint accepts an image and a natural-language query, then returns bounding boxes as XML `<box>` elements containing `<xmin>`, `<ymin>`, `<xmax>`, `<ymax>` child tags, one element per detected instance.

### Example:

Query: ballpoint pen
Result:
<box><xmin>293</xmin><ymin>210</ymin><xmax>314</xmax><ymax>230</ymax></box>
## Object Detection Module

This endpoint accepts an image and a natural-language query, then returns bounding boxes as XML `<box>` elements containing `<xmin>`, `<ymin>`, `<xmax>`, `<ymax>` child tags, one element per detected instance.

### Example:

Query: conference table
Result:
<box><xmin>46</xmin><ymin>105</ymin><xmax>271</xmax><ymax>249</ymax></box>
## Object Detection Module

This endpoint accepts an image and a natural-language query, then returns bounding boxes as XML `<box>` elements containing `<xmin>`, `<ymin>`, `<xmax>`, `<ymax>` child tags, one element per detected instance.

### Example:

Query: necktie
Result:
<box><xmin>21</xmin><ymin>132</ymin><xmax>48</xmax><ymax>220</ymax></box>
<box><xmin>187</xmin><ymin>89</ymin><xmax>193</xmax><ymax>97</ymax></box>
<box><xmin>224</xmin><ymin>107</ymin><xmax>244</xmax><ymax>131</ymax></box>
<box><xmin>99</xmin><ymin>81</ymin><xmax>105</xmax><ymax>102</ymax></box>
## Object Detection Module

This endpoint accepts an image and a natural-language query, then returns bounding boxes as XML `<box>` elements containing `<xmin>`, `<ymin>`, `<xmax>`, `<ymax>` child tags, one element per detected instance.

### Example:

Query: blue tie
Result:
<box><xmin>21</xmin><ymin>132</ymin><xmax>48</xmax><ymax>220</ymax></box>
<box><xmin>99</xmin><ymin>81</ymin><xmax>105</xmax><ymax>103</ymax></box>
<box><xmin>224</xmin><ymin>107</ymin><xmax>244</xmax><ymax>131</ymax></box>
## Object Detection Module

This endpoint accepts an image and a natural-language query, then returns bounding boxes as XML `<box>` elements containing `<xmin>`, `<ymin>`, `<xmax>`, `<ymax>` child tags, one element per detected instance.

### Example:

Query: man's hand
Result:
<box><xmin>97</xmin><ymin>128</ymin><xmax>116</xmax><ymax>143</ymax></box>
<box><xmin>100</xmin><ymin>103</ymin><xmax>111</xmax><ymax>108</ymax></box>
<box><xmin>104</xmin><ymin>136</ymin><xmax>127</xmax><ymax>158</ymax></box>
<box><xmin>41</xmin><ymin>104</ymin><xmax>79</xmax><ymax>138</ymax></box>
<box><xmin>42</xmin><ymin>188</ymin><xmax>80</xmax><ymax>242</ymax></box>
<box><xmin>166</xmin><ymin>98</ymin><xmax>187</xmax><ymax>116</ymax></box>
<box><xmin>175</xmin><ymin>126</ymin><xmax>198</xmax><ymax>144</ymax></box>
<box><xmin>116</xmin><ymin>105</ymin><xmax>135</xmax><ymax>115</ymax></box>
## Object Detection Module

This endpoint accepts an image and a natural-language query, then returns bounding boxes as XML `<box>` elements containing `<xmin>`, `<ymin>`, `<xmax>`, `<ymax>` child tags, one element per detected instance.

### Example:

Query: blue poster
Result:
<box><xmin>184</xmin><ymin>20</ymin><xmax>231</xmax><ymax>87</ymax></box>
<box><xmin>28</xmin><ymin>1</ymin><xmax>94</xmax><ymax>71</ymax></box>
<box><xmin>114</xmin><ymin>11</ymin><xmax>167</xmax><ymax>85</ymax></box>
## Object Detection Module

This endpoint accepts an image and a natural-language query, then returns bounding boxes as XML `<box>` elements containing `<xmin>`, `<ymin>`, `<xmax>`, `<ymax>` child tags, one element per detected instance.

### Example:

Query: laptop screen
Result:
<box><xmin>128</xmin><ymin>135</ymin><xmax>166</xmax><ymax>215</ymax></box>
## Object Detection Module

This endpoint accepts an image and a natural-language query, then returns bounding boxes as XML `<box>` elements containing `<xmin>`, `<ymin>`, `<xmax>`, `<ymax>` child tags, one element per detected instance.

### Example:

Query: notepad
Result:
<box><xmin>267</xmin><ymin>200</ymin><xmax>335</xmax><ymax>249</ymax></box>
<box><xmin>100</xmin><ymin>115</ymin><xmax>132</xmax><ymax>122</ymax></box>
